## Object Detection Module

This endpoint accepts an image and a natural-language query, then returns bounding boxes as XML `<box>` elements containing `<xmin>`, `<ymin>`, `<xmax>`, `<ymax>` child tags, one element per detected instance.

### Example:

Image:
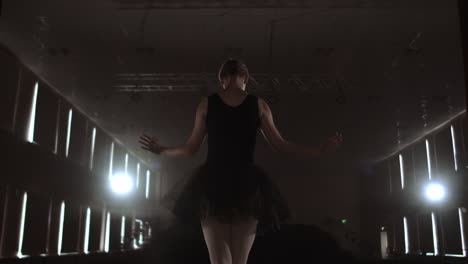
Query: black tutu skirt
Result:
<box><xmin>159</xmin><ymin>161</ymin><xmax>292</xmax><ymax>237</ymax></box>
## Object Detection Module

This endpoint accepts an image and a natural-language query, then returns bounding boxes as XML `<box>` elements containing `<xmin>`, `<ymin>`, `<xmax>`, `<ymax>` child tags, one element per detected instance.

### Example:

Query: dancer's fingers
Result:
<box><xmin>139</xmin><ymin>139</ymin><xmax>152</xmax><ymax>146</ymax></box>
<box><xmin>139</xmin><ymin>138</ymin><xmax>150</xmax><ymax>145</ymax></box>
<box><xmin>138</xmin><ymin>140</ymin><xmax>151</xmax><ymax>145</ymax></box>
<box><xmin>140</xmin><ymin>137</ymin><xmax>155</xmax><ymax>145</ymax></box>
<box><xmin>142</xmin><ymin>134</ymin><xmax>155</xmax><ymax>142</ymax></box>
<box><xmin>139</xmin><ymin>142</ymin><xmax>154</xmax><ymax>150</ymax></box>
<box><xmin>142</xmin><ymin>135</ymin><xmax>160</xmax><ymax>145</ymax></box>
<box><xmin>141</xmin><ymin>146</ymin><xmax>151</xmax><ymax>151</ymax></box>
<box><xmin>140</xmin><ymin>135</ymin><xmax>153</xmax><ymax>142</ymax></box>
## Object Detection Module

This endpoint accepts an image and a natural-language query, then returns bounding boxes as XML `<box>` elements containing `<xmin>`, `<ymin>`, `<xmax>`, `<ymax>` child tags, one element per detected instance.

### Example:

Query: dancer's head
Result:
<box><xmin>218</xmin><ymin>58</ymin><xmax>249</xmax><ymax>91</ymax></box>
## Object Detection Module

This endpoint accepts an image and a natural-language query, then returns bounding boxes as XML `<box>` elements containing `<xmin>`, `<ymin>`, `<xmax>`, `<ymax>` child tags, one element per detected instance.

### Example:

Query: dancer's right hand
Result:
<box><xmin>139</xmin><ymin>134</ymin><xmax>165</xmax><ymax>155</ymax></box>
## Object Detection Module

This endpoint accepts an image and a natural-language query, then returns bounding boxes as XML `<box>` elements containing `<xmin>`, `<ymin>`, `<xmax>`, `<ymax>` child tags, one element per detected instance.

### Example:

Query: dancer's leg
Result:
<box><xmin>201</xmin><ymin>215</ymin><xmax>232</xmax><ymax>264</ymax></box>
<box><xmin>230</xmin><ymin>216</ymin><xmax>258</xmax><ymax>264</ymax></box>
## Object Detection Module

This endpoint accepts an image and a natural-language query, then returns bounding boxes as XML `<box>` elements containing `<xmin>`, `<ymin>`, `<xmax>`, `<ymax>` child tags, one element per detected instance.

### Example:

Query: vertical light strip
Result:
<box><xmin>84</xmin><ymin>207</ymin><xmax>91</xmax><ymax>254</ymax></box>
<box><xmin>58</xmin><ymin>201</ymin><xmax>65</xmax><ymax>255</ymax></box>
<box><xmin>459</xmin><ymin>208</ymin><xmax>467</xmax><ymax>256</ymax></box>
<box><xmin>99</xmin><ymin>207</ymin><xmax>107</xmax><ymax>252</ymax></box>
<box><xmin>380</xmin><ymin>231</ymin><xmax>388</xmax><ymax>259</ymax></box>
<box><xmin>399</xmin><ymin>154</ymin><xmax>405</xmax><ymax>189</ymax></box>
<box><xmin>431</xmin><ymin>212</ymin><xmax>439</xmax><ymax>255</ymax></box>
<box><xmin>108</xmin><ymin>143</ymin><xmax>114</xmax><ymax>180</ymax></box>
<box><xmin>451</xmin><ymin>125</ymin><xmax>458</xmax><ymax>172</ymax></box>
<box><xmin>105</xmin><ymin>212</ymin><xmax>110</xmax><ymax>252</ymax></box>
<box><xmin>135</xmin><ymin>219</ymin><xmax>143</xmax><ymax>245</ymax></box>
<box><xmin>130</xmin><ymin>213</ymin><xmax>137</xmax><ymax>249</ymax></box>
<box><xmin>403</xmin><ymin>217</ymin><xmax>409</xmax><ymax>254</ymax></box>
<box><xmin>139</xmin><ymin>232</ymin><xmax>143</xmax><ymax>245</ymax></box>
<box><xmin>145</xmin><ymin>170</ymin><xmax>150</xmax><ymax>199</ymax></box>
<box><xmin>65</xmin><ymin>109</ymin><xmax>73</xmax><ymax>158</ymax></box>
<box><xmin>53</xmin><ymin>102</ymin><xmax>61</xmax><ymax>154</ymax></box>
<box><xmin>427</xmin><ymin>137</ymin><xmax>438</xmax><ymax>256</ymax></box>
<box><xmin>136</xmin><ymin>163</ymin><xmax>140</xmax><ymax>189</ymax></box>
<box><xmin>27</xmin><ymin>83</ymin><xmax>39</xmax><ymax>143</ymax></box>
<box><xmin>425</xmin><ymin>139</ymin><xmax>432</xmax><ymax>180</ymax></box>
<box><xmin>89</xmin><ymin>128</ymin><xmax>96</xmax><ymax>170</ymax></box>
<box><xmin>121</xmin><ymin>216</ymin><xmax>126</xmax><ymax>245</ymax></box>
<box><xmin>125</xmin><ymin>154</ymin><xmax>129</xmax><ymax>174</ymax></box>
<box><xmin>17</xmin><ymin>192</ymin><xmax>28</xmax><ymax>257</ymax></box>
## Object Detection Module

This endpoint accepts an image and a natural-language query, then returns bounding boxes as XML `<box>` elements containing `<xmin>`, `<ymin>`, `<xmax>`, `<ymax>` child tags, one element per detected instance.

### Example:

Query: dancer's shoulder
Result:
<box><xmin>257</xmin><ymin>96</ymin><xmax>269</xmax><ymax>109</ymax></box>
<box><xmin>196</xmin><ymin>96</ymin><xmax>208</xmax><ymax>115</ymax></box>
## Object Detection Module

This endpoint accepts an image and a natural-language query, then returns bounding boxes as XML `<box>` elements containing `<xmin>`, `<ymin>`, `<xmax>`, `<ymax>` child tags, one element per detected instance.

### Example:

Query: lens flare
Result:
<box><xmin>425</xmin><ymin>183</ymin><xmax>446</xmax><ymax>202</ymax></box>
<box><xmin>110</xmin><ymin>173</ymin><xmax>133</xmax><ymax>194</ymax></box>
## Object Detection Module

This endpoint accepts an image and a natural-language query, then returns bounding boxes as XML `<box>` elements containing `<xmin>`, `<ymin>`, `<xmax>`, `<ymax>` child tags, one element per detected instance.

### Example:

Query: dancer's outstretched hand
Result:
<box><xmin>319</xmin><ymin>133</ymin><xmax>343</xmax><ymax>156</ymax></box>
<box><xmin>139</xmin><ymin>134</ymin><xmax>165</xmax><ymax>155</ymax></box>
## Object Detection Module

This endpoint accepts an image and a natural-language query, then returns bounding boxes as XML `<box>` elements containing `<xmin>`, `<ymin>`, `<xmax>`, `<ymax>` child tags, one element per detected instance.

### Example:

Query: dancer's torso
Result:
<box><xmin>205</xmin><ymin>92</ymin><xmax>260</xmax><ymax>166</ymax></box>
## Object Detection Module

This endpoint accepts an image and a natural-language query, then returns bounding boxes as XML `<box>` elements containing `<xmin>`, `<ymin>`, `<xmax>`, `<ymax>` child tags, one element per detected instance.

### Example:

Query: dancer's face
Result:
<box><xmin>220</xmin><ymin>74</ymin><xmax>249</xmax><ymax>91</ymax></box>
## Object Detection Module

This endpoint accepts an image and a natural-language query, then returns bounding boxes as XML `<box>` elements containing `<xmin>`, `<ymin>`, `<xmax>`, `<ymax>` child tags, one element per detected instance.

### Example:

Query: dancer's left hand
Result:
<box><xmin>139</xmin><ymin>134</ymin><xmax>165</xmax><ymax>155</ymax></box>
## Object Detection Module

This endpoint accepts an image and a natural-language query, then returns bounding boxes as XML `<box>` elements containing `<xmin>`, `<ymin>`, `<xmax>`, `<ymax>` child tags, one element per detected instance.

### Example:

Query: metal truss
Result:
<box><xmin>111</xmin><ymin>0</ymin><xmax>442</xmax><ymax>9</ymax></box>
<box><xmin>112</xmin><ymin>73</ymin><xmax>344</xmax><ymax>93</ymax></box>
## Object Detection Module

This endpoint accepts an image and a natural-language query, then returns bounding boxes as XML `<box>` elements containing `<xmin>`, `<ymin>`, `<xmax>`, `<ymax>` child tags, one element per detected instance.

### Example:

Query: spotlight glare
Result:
<box><xmin>425</xmin><ymin>183</ymin><xmax>446</xmax><ymax>202</ymax></box>
<box><xmin>110</xmin><ymin>173</ymin><xmax>133</xmax><ymax>194</ymax></box>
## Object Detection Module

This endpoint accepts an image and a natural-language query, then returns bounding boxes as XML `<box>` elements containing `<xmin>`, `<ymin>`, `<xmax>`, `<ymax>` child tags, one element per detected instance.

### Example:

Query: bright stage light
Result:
<box><xmin>425</xmin><ymin>183</ymin><xmax>446</xmax><ymax>202</ymax></box>
<box><xmin>110</xmin><ymin>173</ymin><xmax>133</xmax><ymax>194</ymax></box>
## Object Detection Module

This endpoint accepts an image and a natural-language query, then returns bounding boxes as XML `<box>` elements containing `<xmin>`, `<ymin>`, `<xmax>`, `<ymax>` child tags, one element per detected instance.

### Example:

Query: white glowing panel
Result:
<box><xmin>58</xmin><ymin>201</ymin><xmax>65</xmax><ymax>255</ymax></box>
<box><xmin>121</xmin><ymin>216</ymin><xmax>126</xmax><ymax>245</ymax></box>
<box><xmin>110</xmin><ymin>173</ymin><xmax>133</xmax><ymax>194</ymax></box>
<box><xmin>89</xmin><ymin>128</ymin><xmax>96</xmax><ymax>170</ymax></box>
<box><xmin>403</xmin><ymin>217</ymin><xmax>409</xmax><ymax>254</ymax></box>
<box><xmin>459</xmin><ymin>208</ymin><xmax>467</xmax><ymax>256</ymax></box>
<box><xmin>426</xmin><ymin>139</ymin><xmax>432</xmax><ymax>180</ymax></box>
<box><xmin>445</xmin><ymin>254</ymin><xmax>465</xmax><ymax>257</ymax></box>
<box><xmin>431</xmin><ymin>212</ymin><xmax>439</xmax><ymax>255</ymax></box>
<box><xmin>380</xmin><ymin>231</ymin><xmax>388</xmax><ymax>259</ymax></box>
<box><xmin>65</xmin><ymin>109</ymin><xmax>73</xmax><ymax>158</ymax></box>
<box><xmin>99</xmin><ymin>208</ymin><xmax>106</xmax><ymax>252</ymax></box>
<box><xmin>125</xmin><ymin>154</ymin><xmax>129</xmax><ymax>174</ymax></box>
<box><xmin>84</xmin><ymin>207</ymin><xmax>91</xmax><ymax>254</ymax></box>
<box><xmin>17</xmin><ymin>192</ymin><xmax>28</xmax><ymax>257</ymax></box>
<box><xmin>105</xmin><ymin>212</ymin><xmax>110</xmax><ymax>253</ymax></box>
<box><xmin>451</xmin><ymin>125</ymin><xmax>458</xmax><ymax>172</ymax></box>
<box><xmin>135</xmin><ymin>219</ymin><xmax>143</xmax><ymax>245</ymax></box>
<box><xmin>145</xmin><ymin>170</ymin><xmax>150</xmax><ymax>199</ymax></box>
<box><xmin>136</xmin><ymin>163</ymin><xmax>140</xmax><ymax>189</ymax></box>
<box><xmin>27</xmin><ymin>83</ymin><xmax>39</xmax><ymax>143</ymax></box>
<box><xmin>425</xmin><ymin>183</ymin><xmax>446</xmax><ymax>202</ymax></box>
<box><xmin>399</xmin><ymin>154</ymin><xmax>405</xmax><ymax>189</ymax></box>
<box><xmin>108</xmin><ymin>143</ymin><xmax>114</xmax><ymax>179</ymax></box>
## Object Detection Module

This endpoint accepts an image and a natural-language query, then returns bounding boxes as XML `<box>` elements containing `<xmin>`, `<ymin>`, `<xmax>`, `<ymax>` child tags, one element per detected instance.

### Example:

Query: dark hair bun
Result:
<box><xmin>218</xmin><ymin>59</ymin><xmax>249</xmax><ymax>80</ymax></box>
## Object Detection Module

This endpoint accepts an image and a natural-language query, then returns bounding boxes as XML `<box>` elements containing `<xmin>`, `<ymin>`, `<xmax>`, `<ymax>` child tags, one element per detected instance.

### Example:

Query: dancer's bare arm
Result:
<box><xmin>139</xmin><ymin>97</ymin><xmax>207</xmax><ymax>157</ymax></box>
<box><xmin>258</xmin><ymin>98</ymin><xmax>342</xmax><ymax>159</ymax></box>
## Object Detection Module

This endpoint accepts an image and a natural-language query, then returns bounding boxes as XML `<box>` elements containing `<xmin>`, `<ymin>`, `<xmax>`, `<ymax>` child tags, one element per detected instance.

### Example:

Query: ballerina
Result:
<box><xmin>139</xmin><ymin>59</ymin><xmax>343</xmax><ymax>264</ymax></box>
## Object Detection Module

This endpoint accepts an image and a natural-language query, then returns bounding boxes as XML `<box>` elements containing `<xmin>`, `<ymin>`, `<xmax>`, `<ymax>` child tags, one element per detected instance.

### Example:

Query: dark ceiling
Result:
<box><xmin>0</xmin><ymin>0</ymin><xmax>465</xmax><ymax>171</ymax></box>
